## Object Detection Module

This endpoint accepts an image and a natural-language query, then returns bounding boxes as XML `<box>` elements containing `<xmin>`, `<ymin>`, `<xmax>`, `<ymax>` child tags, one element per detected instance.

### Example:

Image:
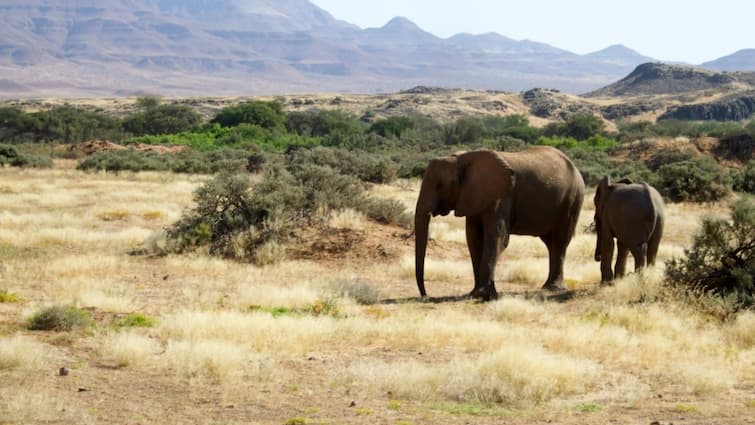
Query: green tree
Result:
<box><xmin>211</xmin><ymin>101</ymin><xmax>285</xmax><ymax>131</ymax></box>
<box><xmin>122</xmin><ymin>104</ymin><xmax>201</xmax><ymax>136</ymax></box>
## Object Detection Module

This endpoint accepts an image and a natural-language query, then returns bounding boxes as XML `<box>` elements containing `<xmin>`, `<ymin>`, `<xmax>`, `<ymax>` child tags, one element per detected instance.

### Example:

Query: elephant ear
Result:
<box><xmin>595</xmin><ymin>175</ymin><xmax>612</xmax><ymax>212</ymax></box>
<box><xmin>454</xmin><ymin>150</ymin><xmax>514</xmax><ymax>217</ymax></box>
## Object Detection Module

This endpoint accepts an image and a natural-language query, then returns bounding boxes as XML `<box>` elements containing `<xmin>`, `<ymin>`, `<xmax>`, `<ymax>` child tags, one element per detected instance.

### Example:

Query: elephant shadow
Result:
<box><xmin>379</xmin><ymin>289</ymin><xmax>579</xmax><ymax>305</ymax></box>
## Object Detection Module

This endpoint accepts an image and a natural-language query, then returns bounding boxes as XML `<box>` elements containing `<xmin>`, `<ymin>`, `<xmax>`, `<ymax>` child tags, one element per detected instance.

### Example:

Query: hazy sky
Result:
<box><xmin>310</xmin><ymin>0</ymin><xmax>752</xmax><ymax>64</ymax></box>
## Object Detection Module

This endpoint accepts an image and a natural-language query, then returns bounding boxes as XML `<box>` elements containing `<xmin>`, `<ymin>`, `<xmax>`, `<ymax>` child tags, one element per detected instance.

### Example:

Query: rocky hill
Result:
<box><xmin>584</xmin><ymin>63</ymin><xmax>755</xmax><ymax>97</ymax></box>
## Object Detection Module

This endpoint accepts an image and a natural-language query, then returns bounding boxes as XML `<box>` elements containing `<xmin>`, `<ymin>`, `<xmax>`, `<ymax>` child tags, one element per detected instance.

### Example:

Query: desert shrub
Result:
<box><xmin>485</xmin><ymin>135</ymin><xmax>528</xmax><ymax>152</ymax></box>
<box><xmin>731</xmin><ymin>161</ymin><xmax>755</xmax><ymax>194</ymax></box>
<box><xmin>27</xmin><ymin>305</ymin><xmax>92</xmax><ymax>331</ymax></box>
<box><xmin>359</xmin><ymin>197</ymin><xmax>412</xmax><ymax>226</ymax></box>
<box><xmin>122</xmin><ymin>103</ymin><xmax>201</xmax><ymax>136</ymax></box>
<box><xmin>77</xmin><ymin>149</ymin><xmax>250</xmax><ymax>174</ymax></box>
<box><xmin>652</xmin><ymin>157</ymin><xmax>731</xmax><ymax>202</ymax></box>
<box><xmin>543</xmin><ymin>113</ymin><xmax>605</xmax><ymax>141</ymax></box>
<box><xmin>646</xmin><ymin>149</ymin><xmax>697</xmax><ymax>171</ymax></box>
<box><xmin>368</xmin><ymin>116</ymin><xmax>416</xmax><ymax>138</ymax></box>
<box><xmin>287</xmin><ymin>146</ymin><xmax>397</xmax><ymax>184</ymax></box>
<box><xmin>537</xmin><ymin>135</ymin><xmax>617</xmax><ymax>151</ymax></box>
<box><xmin>665</xmin><ymin>197</ymin><xmax>755</xmax><ymax>309</ymax></box>
<box><xmin>558</xmin><ymin>148</ymin><xmax>649</xmax><ymax>187</ymax></box>
<box><xmin>482</xmin><ymin>114</ymin><xmax>540</xmax><ymax>144</ymax></box>
<box><xmin>286</xmin><ymin>110</ymin><xmax>363</xmax><ymax>138</ymax></box>
<box><xmin>444</xmin><ymin>117</ymin><xmax>483</xmax><ymax>146</ymax></box>
<box><xmin>0</xmin><ymin>144</ymin><xmax>53</xmax><ymax>168</ymax></box>
<box><xmin>211</xmin><ymin>100</ymin><xmax>285</xmax><ymax>131</ymax></box>
<box><xmin>167</xmin><ymin>158</ymin><xmax>409</xmax><ymax>263</ymax></box>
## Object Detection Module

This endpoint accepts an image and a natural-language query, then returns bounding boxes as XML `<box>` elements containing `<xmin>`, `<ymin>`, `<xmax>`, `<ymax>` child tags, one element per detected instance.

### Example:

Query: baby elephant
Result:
<box><xmin>594</xmin><ymin>176</ymin><xmax>665</xmax><ymax>283</ymax></box>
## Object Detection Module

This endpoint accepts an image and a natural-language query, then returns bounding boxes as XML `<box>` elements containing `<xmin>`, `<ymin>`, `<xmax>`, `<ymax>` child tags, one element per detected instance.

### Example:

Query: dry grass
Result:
<box><xmin>0</xmin><ymin>335</ymin><xmax>46</xmax><ymax>370</ymax></box>
<box><xmin>0</xmin><ymin>165</ymin><xmax>752</xmax><ymax>424</ymax></box>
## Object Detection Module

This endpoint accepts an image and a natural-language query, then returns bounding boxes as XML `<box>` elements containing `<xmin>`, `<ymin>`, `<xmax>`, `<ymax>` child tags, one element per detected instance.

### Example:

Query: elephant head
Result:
<box><xmin>414</xmin><ymin>150</ymin><xmax>514</xmax><ymax>297</ymax></box>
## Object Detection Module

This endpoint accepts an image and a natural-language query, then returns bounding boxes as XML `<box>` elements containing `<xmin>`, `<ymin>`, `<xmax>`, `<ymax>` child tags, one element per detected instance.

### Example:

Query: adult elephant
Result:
<box><xmin>415</xmin><ymin>147</ymin><xmax>585</xmax><ymax>301</ymax></box>
<box><xmin>593</xmin><ymin>176</ymin><xmax>665</xmax><ymax>283</ymax></box>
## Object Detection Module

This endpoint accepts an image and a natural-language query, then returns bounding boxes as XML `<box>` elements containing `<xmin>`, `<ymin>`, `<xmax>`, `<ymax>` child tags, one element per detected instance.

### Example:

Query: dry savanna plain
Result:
<box><xmin>1</xmin><ymin>162</ymin><xmax>754</xmax><ymax>425</ymax></box>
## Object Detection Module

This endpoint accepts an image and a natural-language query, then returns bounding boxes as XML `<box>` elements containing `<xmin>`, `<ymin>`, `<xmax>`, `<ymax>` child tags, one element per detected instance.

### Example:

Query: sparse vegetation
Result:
<box><xmin>666</xmin><ymin>197</ymin><xmax>755</xmax><ymax>309</ymax></box>
<box><xmin>27</xmin><ymin>305</ymin><xmax>92</xmax><ymax>331</ymax></box>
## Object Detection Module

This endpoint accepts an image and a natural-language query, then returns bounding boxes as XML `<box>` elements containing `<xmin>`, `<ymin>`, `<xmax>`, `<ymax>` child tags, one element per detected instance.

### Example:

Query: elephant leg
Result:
<box><xmin>465</xmin><ymin>217</ymin><xmax>485</xmax><ymax>297</ymax></box>
<box><xmin>541</xmin><ymin>231</ymin><xmax>569</xmax><ymax>291</ymax></box>
<box><xmin>614</xmin><ymin>241</ymin><xmax>629</xmax><ymax>278</ymax></box>
<box><xmin>600</xmin><ymin>236</ymin><xmax>615</xmax><ymax>284</ymax></box>
<box><xmin>631</xmin><ymin>243</ymin><xmax>647</xmax><ymax>272</ymax></box>
<box><xmin>469</xmin><ymin>212</ymin><xmax>502</xmax><ymax>301</ymax></box>
<box><xmin>647</xmin><ymin>221</ymin><xmax>663</xmax><ymax>266</ymax></box>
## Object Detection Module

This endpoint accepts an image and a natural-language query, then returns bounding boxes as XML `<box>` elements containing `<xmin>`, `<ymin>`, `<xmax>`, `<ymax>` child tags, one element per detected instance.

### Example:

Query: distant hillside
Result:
<box><xmin>0</xmin><ymin>0</ymin><xmax>666</xmax><ymax>97</ymax></box>
<box><xmin>584</xmin><ymin>63</ymin><xmax>755</xmax><ymax>97</ymax></box>
<box><xmin>702</xmin><ymin>49</ymin><xmax>755</xmax><ymax>71</ymax></box>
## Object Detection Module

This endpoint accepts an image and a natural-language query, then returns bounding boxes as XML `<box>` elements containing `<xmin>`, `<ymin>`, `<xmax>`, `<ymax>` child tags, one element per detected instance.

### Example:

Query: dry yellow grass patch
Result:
<box><xmin>328</xmin><ymin>208</ymin><xmax>368</xmax><ymax>230</ymax></box>
<box><xmin>0</xmin><ymin>335</ymin><xmax>46</xmax><ymax>370</ymax></box>
<box><xmin>100</xmin><ymin>331</ymin><xmax>161</xmax><ymax>368</ymax></box>
<box><xmin>350</xmin><ymin>343</ymin><xmax>600</xmax><ymax>406</ymax></box>
<box><xmin>398</xmin><ymin>256</ymin><xmax>470</xmax><ymax>282</ymax></box>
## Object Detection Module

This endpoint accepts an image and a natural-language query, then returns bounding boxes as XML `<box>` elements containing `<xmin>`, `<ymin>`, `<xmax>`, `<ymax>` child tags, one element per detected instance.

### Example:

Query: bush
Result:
<box><xmin>167</xmin><ymin>157</ymin><xmax>409</xmax><ymax>263</ymax></box>
<box><xmin>543</xmin><ymin>113</ymin><xmax>605</xmax><ymax>141</ymax></box>
<box><xmin>287</xmin><ymin>146</ymin><xmax>397</xmax><ymax>184</ymax></box>
<box><xmin>652</xmin><ymin>157</ymin><xmax>731</xmax><ymax>202</ymax></box>
<box><xmin>27</xmin><ymin>305</ymin><xmax>92</xmax><ymax>331</ymax></box>
<box><xmin>482</xmin><ymin>114</ymin><xmax>540</xmax><ymax>144</ymax></box>
<box><xmin>731</xmin><ymin>161</ymin><xmax>755</xmax><ymax>194</ymax></box>
<box><xmin>0</xmin><ymin>144</ymin><xmax>53</xmax><ymax>168</ymax></box>
<box><xmin>77</xmin><ymin>149</ymin><xmax>251</xmax><ymax>174</ymax></box>
<box><xmin>665</xmin><ymin>197</ymin><xmax>755</xmax><ymax>309</ymax></box>
<box><xmin>368</xmin><ymin>116</ymin><xmax>416</xmax><ymax>138</ymax></box>
<box><xmin>123</xmin><ymin>104</ymin><xmax>201</xmax><ymax>136</ymax></box>
<box><xmin>211</xmin><ymin>101</ymin><xmax>286</xmax><ymax>130</ymax></box>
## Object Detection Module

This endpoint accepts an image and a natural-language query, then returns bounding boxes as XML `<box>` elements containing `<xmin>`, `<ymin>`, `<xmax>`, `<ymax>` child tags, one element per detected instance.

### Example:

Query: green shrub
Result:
<box><xmin>665</xmin><ymin>197</ymin><xmax>755</xmax><ymax>309</ymax></box>
<box><xmin>731</xmin><ymin>161</ymin><xmax>755</xmax><ymax>194</ymax></box>
<box><xmin>123</xmin><ymin>104</ymin><xmax>201</xmax><ymax>136</ymax></box>
<box><xmin>115</xmin><ymin>313</ymin><xmax>156</xmax><ymax>329</ymax></box>
<box><xmin>646</xmin><ymin>149</ymin><xmax>696</xmax><ymax>171</ymax></box>
<box><xmin>652</xmin><ymin>157</ymin><xmax>731</xmax><ymax>202</ymax></box>
<box><xmin>543</xmin><ymin>113</ymin><xmax>605</xmax><ymax>141</ymax></box>
<box><xmin>0</xmin><ymin>144</ymin><xmax>53</xmax><ymax>168</ymax></box>
<box><xmin>212</xmin><ymin>101</ymin><xmax>286</xmax><ymax>130</ymax></box>
<box><xmin>27</xmin><ymin>305</ymin><xmax>92</xmax><ymax>331</ymax></box>
<box><xmin>537</xmin><ymin>135</ymin><xmax>617</xmax><ymax>151</ymax></box>
<box><xmin>287</xmin><ymin>146</ymin><xmax>397</xmax><ymax>184</ymax></box>
<box><xmin>77</xmin><ymin>149</ymin><xmax>251</xmax><ymax>174</ymax></box>
<box><xmin>368</xmin><ymin>116</ymin><xmax>416</xmax><ymax>138</ymax></box>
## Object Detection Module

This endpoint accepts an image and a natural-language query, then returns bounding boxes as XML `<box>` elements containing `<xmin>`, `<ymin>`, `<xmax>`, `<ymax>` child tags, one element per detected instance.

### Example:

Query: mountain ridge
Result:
<box><xmin>0</xmin><ymin>0</ymin><xmax>752</xmax><ymax>97</ymax></box>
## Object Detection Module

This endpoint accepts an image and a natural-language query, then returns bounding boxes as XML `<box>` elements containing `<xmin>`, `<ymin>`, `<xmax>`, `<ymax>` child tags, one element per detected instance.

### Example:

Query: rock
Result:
<box><xmin>660</xmin><ymin>94</ymin><xmax>755</xmax><ymax>121</ymax></box>
<box><xmin>59</xmin><ymin>367</ymin><xmax>69</xmax><ymax>376</ymax></box>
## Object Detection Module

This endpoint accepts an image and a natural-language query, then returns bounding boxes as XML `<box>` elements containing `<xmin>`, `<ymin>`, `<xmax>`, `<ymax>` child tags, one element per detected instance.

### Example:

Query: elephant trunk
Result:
<box><xmin>415</xmin><ymin>208</ymin><xmax>430</xmax><ymax>297</ymax></box>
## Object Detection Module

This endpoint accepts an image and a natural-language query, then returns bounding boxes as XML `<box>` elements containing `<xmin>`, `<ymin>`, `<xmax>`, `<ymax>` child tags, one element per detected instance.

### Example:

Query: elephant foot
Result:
<box><xmin>542</xmin><ymin>280</ymin><xmax>568</xmax><ymax>291</ymax></box>
<box><xmin>600</xmin><ymin>279</ymin><xmax>614</xmax><ymax>286</ymax></box>
<box><xmin>469</xmin><ymin>285</ymin><xmax>498</xmax><ymax>302</ymax></box>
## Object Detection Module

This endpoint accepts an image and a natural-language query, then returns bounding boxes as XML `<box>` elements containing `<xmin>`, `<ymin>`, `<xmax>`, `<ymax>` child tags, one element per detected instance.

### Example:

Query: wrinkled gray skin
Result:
<box><xmin>415</xmin><ymin>147</ymin><xmax>585</xmax><ymax>301</ymax></box>
<box><xmin>594</xmin><ymin>176</ymin><xmax>665</xmax><ymax>283</ymax></box>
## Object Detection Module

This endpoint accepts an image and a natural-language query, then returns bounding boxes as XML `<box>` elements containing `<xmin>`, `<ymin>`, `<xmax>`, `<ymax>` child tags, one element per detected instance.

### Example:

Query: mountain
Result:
<box><xmin>701</xmin><ymin>49</ymin><xmax>755</xmax><ymax>71</ymax></box>
<box><xmin>585</xmin><ymin>62</ymin><xmax>755</xmax><ymax>97</ymax></box>
<box><xmin>0</xmin><ymin>0</ymin><xmax>678</xmax><ymax>97</ymax></box>
<box><xmin>586</xmin><ymin>44</ymin><xmax>655</xmax><ymax>66</ymax></box>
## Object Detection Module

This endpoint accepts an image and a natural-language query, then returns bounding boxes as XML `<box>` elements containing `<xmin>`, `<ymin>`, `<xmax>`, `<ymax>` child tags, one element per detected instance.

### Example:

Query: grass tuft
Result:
<box><xmin>0</xmin><ymin>289</ymin><xmax>21</xmax><ymax>303</ymax></box>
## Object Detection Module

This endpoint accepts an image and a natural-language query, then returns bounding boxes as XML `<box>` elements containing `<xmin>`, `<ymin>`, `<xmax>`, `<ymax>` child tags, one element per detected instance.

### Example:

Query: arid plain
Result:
<box><xmin>1</xmin><ymin>161</ymin><xmax>753</xmax><ymax>425</ymax></box>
